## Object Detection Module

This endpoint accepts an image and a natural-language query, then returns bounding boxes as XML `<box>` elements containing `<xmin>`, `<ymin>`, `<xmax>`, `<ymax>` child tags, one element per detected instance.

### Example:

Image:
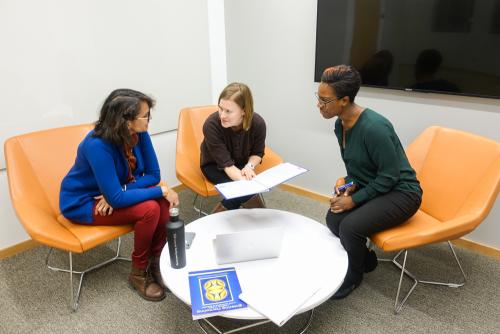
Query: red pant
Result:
<box><xmin>92</xmin><ymin>198</ymin><xmax>170</xmax><ymax>269</ymax></box>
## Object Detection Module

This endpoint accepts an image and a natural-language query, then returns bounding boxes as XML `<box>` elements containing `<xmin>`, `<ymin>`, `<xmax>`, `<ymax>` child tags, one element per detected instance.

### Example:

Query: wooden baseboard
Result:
<box><xmin>278</xmin><ymin>183</ymin><xmax>330</xmax><ymax>203</ymax></box>
<box><xmin>451</xmin><ymin>239</ymin><xmax>500</xmax><ymax>260</ymax></box>
<box><xmin>0</xmin><ymin>240</ymin><xmax>39</xmax><ymax>260</ymax></box>
<box><xmin>2</xmin><ymin>183</ymin><xmax>499</xmax><ymax>260</ymax></box>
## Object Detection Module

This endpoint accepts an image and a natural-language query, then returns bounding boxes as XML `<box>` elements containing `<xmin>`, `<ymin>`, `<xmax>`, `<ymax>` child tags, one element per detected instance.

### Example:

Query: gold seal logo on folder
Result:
<box><xmin>204</xmin><ymin>279</ymin><xmax>228</xmax><ymax>301</ymax></box>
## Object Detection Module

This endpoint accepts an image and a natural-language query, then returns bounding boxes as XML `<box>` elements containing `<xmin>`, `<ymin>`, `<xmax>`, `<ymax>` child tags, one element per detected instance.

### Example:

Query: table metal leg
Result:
<box><xmin>196</xmin><ymin>309</ymin><xmax>314</xmax><ymax>334</ymax></box>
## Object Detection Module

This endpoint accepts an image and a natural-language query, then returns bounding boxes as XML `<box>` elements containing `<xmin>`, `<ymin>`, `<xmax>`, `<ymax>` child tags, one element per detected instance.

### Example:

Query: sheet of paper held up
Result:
<box><xmin>215</xmin><ymin>162</ymin><xmax>307</xmax><ymax>199</ymax></box>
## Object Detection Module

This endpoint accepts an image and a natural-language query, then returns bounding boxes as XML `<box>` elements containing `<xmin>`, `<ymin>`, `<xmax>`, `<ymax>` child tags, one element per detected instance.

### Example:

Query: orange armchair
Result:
<box><xmin>4</xmin><ymin>124</ymin><xmax>133</xmax><ymax>311</ymax></box>
<box><xmin>370</xmin><ymin>126</ymin><xmax>500</xmax><ymax>313</ymax></box>
<box><xmin>175</xmin><ymin>106</ymin><xmax>283</xmax><ymax>214</ymax></box>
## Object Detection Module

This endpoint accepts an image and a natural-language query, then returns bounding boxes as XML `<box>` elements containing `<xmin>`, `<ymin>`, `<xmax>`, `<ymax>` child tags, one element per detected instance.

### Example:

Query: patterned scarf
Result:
<box><xmin>124</xmin><ymin>133</ymin><xmax>139</xmax><ymax>183</ymax></box>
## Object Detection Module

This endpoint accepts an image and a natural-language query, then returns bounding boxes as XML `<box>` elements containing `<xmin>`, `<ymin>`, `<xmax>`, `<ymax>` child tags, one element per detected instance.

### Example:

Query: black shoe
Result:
<box><xmin>331</xmin><ymin>283</ymin><xmax>357</xmax><ymax>299</ymax></box>
<box><xmin>331</xmin><ymin>271</ymin><xmax>362</xmax><ymax>300</ymax></box>
<box><xmin>364</xmin><ymin>250</ymin><xmax>378</xmax><ymax>273</ymax></box>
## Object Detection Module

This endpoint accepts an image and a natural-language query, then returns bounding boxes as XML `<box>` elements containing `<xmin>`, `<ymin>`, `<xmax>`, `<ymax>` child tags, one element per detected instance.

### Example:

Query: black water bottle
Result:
<box><xmin>166</xmin><ymin>207</ymin><xmax>186</xmax><ymax>269</ymax></box>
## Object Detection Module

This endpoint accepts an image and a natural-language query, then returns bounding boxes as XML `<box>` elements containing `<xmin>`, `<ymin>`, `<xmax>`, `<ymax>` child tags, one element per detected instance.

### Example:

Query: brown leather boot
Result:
<box><xmin>241</xmin><ymin>195</ymin><xmax>265</xmax><ymax>209</ymax></box>
<box><xmin>211</xmin><ymin>202</ymin><xmax>228</xmax><ymax>214</ymax></box>
<box><xmin>129</xmin><ymin>266</ymin><xmax>165</xmax><ymax>301</ymax></box>
<box><xmin>149</xmin><ymin>256</ymin><xmax>167</xmax><ymax>290</ymax></box>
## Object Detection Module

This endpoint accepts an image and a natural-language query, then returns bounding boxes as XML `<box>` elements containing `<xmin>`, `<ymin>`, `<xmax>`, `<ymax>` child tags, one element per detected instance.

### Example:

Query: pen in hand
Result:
<box><xmin>333</xmin><ymin>181</ymin><xmax>354</xmax><ymax>196</ymax></box>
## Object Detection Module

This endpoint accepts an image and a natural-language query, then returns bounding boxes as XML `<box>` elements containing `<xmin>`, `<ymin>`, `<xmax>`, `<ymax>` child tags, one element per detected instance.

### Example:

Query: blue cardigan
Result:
<box><xmin>60</xmin><ymin>130</ymin><xmax>163</xmax><ymax>223</ymax></box>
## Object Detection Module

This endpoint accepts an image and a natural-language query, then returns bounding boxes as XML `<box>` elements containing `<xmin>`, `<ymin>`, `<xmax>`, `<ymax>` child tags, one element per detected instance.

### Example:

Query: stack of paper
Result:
<box><xmin>215</xmin><ymin>162</ymin><xmax>307</xmax><ymax>199</ymax></box>
<box><xmin>238</xmin><ymin>265</ymin><xmax>322</xmax><ymax>326</ymax></box>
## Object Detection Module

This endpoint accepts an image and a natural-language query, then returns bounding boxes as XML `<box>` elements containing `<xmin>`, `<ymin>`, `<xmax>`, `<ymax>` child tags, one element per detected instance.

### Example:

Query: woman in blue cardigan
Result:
<box><xmin>60</xmin><ymin>89</ymin><xmax>179</xmax><ymax>301</ymax></box>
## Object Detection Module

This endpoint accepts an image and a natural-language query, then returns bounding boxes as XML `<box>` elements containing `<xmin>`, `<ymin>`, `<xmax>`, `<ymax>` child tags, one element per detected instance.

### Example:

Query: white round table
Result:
<box><xmin>160</xmin><ymin>208</ymin><xmax>348</xmax><ymax>332</ymax></box>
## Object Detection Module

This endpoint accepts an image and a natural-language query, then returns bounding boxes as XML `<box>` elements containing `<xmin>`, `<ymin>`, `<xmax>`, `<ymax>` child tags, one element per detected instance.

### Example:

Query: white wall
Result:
<box><xmin>0</xmin><ymin>0</ymin><xmax>212</xmax><ymax>169</ymax></box>
<box><xmin>224</xmin><ymin>0</ymin><xmax>500</xmax><ymax>248</ymax></box>
<box><xmin>207</xmin><ymin>0</ymin><xmax>228</xmax><ymax>102</ymax></box>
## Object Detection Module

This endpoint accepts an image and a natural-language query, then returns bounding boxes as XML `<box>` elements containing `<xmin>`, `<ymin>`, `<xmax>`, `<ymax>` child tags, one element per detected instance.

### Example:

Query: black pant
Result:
<box><xmin>326</xmin><ymin>190</ymin><xmax>421</xmax><ymax>277</ymax></box>
<box><xmin>201</xmin><ymin>163</ymin><xmax>253</xmax><ymax>210</ymax></box>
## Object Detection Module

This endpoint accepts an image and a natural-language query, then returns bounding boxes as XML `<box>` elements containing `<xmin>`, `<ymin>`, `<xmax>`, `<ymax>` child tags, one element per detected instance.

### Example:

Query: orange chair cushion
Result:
<box><xmin>370</xmin><ymin>210</ymin><xmax>478</xmax><ymax>252</ymax></box>
<box><xmin>57</xmin><ymin>215</ymin><xmax>133</xmax><ymax>252</ymax></box>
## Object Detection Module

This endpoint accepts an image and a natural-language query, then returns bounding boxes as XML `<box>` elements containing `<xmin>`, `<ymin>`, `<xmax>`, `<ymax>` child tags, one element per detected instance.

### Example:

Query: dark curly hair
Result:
<box><xmin>321</xmin><ymin>65</ymin><xmax>361</xmax><ymax>103</ymax></box>
<box><xmin>93</xmin><ymin>89</ymin><xmax>155</xmax><ymax>147</ymax></box>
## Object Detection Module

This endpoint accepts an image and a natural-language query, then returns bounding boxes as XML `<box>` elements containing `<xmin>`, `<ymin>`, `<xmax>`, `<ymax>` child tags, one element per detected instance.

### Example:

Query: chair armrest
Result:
<box><xmin>175</xmin><ymin>152</ymin><xmax>217</xmax><ymax>197</ymax></box>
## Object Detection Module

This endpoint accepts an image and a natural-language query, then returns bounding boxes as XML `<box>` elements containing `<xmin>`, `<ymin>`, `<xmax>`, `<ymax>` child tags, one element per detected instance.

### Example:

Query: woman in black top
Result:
<box><xmin>316</xmin><ymin>65</ymin><xmax>422</xmax><ymax>299</ymax></box>
<box><xmin>200</xmin><ymin>82</ymin><xmax>267</xmax><ymax>212</ymax></box>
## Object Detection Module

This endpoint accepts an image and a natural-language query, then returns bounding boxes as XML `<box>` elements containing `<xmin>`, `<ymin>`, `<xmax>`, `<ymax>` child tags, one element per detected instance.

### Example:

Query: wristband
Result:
<box><xmin>246</xmin><ymin>162</ymin><xmax>255</xmax><ymax>170</ymax></box>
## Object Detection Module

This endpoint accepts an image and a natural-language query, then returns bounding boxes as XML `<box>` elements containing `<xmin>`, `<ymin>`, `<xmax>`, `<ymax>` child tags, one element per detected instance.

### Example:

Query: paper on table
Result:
<box><xmin>215</xmin><ymin>162</ymin><xmax>307</xmax><ymax>199</ymax></box>
<box><xmin>238</xmin><ymin>264</ymin><xmax>322</xmax><ymax>327</ymax></box>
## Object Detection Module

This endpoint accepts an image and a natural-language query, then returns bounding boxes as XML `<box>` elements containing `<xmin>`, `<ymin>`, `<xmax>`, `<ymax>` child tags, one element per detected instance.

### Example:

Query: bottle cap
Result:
<box><xmin>169</xmin><ymin>207</ymin><xmax>179</xmax><ymax>216</ymax></box>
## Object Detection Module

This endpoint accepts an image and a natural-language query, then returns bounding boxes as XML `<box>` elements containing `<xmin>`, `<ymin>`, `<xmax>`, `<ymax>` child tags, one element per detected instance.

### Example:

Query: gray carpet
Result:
<box><xmin>1</xmin><ymin>188</ymin><xmax>499</xmax><ymax>334</ymax></box>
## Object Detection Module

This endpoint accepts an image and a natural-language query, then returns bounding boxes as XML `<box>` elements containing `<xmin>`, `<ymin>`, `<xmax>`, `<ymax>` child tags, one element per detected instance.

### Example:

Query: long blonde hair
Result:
<box><xmin>218</xmin><ymin>82</ymin><xmax>254</xmax><ymax>131</ymax></box>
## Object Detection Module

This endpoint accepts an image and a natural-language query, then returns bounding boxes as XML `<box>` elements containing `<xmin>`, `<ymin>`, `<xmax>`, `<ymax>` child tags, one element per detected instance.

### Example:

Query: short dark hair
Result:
<box><xmin>321</xmin><ymin>65</ymin><xmax>361</xmax><ymax>102</ymax></box>
<box><xmin>93</xmin><ymin>89</ymin><xmax>155</xmax><ymax>147</ymax></box>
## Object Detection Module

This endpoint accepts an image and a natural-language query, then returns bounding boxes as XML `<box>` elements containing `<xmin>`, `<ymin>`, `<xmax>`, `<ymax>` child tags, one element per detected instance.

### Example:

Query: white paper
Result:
<box><xmin>215</xmin><ymin>162</ymin><xmax>307</xmax><ymax>199</ymax></box>
<box><xmin>215</xmin><ymin>180</ymin><xmax>269</xmax><ymax>199</ymax></box>
<box><xmin>238</xmin><ymin>264</ymin><xmax>322</xmax><ymax>327</ymax></box>
<box><xmin>253</xmin><ymin>162</ymin><xmax>308</xmax><ymax>188</ymax></box>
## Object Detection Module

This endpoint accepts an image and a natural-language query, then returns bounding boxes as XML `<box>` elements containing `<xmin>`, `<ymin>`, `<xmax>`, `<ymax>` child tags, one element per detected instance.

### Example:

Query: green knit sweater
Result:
<box><xmin>334</xmin><ymin>109</ymin><xmax>422</xmax><ymax>205</ymax></box>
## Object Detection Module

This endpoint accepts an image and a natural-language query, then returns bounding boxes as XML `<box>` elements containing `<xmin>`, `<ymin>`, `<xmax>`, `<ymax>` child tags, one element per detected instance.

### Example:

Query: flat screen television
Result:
<box><xmin>314</xmin><ymin>0</ymin><xmax>500</xmax><ymax>99</ymax></box>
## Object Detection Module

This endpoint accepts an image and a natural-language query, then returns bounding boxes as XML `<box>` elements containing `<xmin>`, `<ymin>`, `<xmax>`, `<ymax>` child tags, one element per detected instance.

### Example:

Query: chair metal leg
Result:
<box><xmin>192</xmin><ymin>193</ymin><xmax>266</xmax><ymax>217</ymax></box>
<box><xmin>258</xmin><ymin>193</ymin><xmax>266</xmax><ymax>207</ymax></box>
<box><xmin>193</xmin><ymin>194</ymin><xmax>210</xmax><ymax>217</ymax></box>
<box><xmin>385</xmin><ymin>241</ymin><xmax>467</xmax><ymax>314</ymax></box>
<box><xmin>69</xmin><ymin>251</ymin><xmax>74</xmax><ymax>310</ymax></box>
<box><xmin>418</xmin><ymin>241</ymin><xmax>466</xmax><ymax>287</ymax></box>
<box><xmin>392</xmin><ymin>250</ymin><xmax>418</xmax><ymax>314</ymax></box>
<box><xmin>45</xmin><ymin>237</ymin><xmax>131</xmax><ymax>311</ymax></box>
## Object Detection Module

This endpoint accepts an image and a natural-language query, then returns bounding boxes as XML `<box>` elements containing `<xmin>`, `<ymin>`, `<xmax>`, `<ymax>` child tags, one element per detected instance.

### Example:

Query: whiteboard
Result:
<box><xmin>0</xmin><ymin>0</ymin><xmax>213</xmax><ymax>168</ymax></box>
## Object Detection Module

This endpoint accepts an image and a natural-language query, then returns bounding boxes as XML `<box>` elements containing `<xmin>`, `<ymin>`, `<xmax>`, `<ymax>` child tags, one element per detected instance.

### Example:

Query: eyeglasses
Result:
<box><xmin>315</xmin><ymin>92</ymin><xmax>341</xmax><ymax>107</ymax></box>
<box><xmin>136</xmin><ymin>111</ymin><xmax>152</xmax><ymax>122</ymax></box>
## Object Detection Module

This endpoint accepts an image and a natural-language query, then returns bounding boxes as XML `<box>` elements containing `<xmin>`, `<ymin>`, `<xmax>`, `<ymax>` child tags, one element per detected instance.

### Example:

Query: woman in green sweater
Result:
<box><xmin>316</xmin><ymin>65</ymin><xmax>422</xmax><ymax>299</ymax></box>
